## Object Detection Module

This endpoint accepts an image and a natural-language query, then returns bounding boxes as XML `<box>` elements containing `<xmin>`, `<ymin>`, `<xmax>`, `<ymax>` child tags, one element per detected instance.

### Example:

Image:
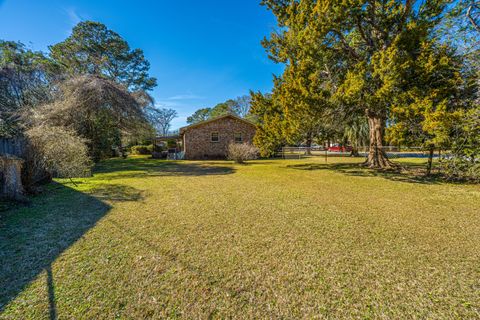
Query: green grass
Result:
<box><xmin>1</xmin><ymin>156</ymin><xmax>479</xmax><ymax>319</ymax></box>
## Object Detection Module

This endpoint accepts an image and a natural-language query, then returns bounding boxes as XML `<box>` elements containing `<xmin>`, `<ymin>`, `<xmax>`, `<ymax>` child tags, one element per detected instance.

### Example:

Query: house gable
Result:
<box><xmin>181</xmin><ymin>114</ymin><xmax>256</xmax><ymax>160</ymax></box>
<box><xmin>180</xmin><ymin>114</ymin><xmax>255</xmax><ymax>134</ymax></box>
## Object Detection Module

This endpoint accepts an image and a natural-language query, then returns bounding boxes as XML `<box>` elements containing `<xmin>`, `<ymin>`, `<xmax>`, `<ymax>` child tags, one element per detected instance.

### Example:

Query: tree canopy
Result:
<box><xmin>186</xmin><ymin>108</ymin><xmax>211</xmax><ymax>124</ymax></box>
<box><xmin>1</xmin><ymin>21</ymin><xmax>159</xmax><ymax>165</ymax></box>
<box><xmin>32</xmin><ymin>75</ymin><xmax>150</xmax><ymax>160</ymax></box>
<box><xmin>50</xmin><ymin>21</ymin><xmax>157</xmax><ymax>91</ymax></box>
<box><xmin>146</xmin><ymin>107</ymin><xmax>178</xmax><ymax>135</ymax></box>
<box><xmin>261</xmin><ymin>0</ymin><xmax>461</xmax><ymax>168</ymax></box>
<box><xmin>0</xmin><ymin>41</ymin><xmax>58</xmax><ymax>137</ymax></box>
<box><xmin>186</xmin><ymin>95</ymin><xmax>252</xmax><ymax>124</ymax></box>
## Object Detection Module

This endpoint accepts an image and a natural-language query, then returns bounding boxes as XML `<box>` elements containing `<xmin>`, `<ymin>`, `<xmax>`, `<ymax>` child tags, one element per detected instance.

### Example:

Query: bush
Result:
<box><xmin>130</xmin><ymin>145</ymin><xmax>153</xmax><ymax>155</ymax></box>
<box><xmin>442</xmin><ymin>107</ymin><xmax>480</xmax><ymax>182</ymax></box>
<box><xmin>227</xmin><ymin>143</ymin><xmax>259</xmax><ymax>163</ymax></box>
<box><xmin>25</xmin><ymin>125</ymin><xmax>93</xmax><ymax>179</ymax></box>
<box><xmin>442</xmin><ymin>157</ymin><xmax>480</xmax><ymax>182</ymax></box>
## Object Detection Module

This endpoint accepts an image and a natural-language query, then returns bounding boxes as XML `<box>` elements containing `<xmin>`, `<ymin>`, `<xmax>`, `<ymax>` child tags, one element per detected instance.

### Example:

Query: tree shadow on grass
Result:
<box><xmin>93</xmin><ymin>157</ymin><xmax>235</xmax><ymax>180</ymax></box>
<box><xmin>89</xmin><ymin>184</ymin><xmax>144</xmax><ymax>202</ymax></box>
<box><xmin>0</xmin><ymin>181</ymin><xmax>142</xmax><ymax>316</ymax></box>
<box><xmin>286</xmin><ymin>161</ymin><xmax>445</xmax><ymax>185</ymax></box>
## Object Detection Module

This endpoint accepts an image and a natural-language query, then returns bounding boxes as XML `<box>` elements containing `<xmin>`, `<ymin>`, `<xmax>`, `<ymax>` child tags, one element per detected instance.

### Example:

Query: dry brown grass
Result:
<box><xmin>1</xmin><ymin>156</ymin><xmax>479</xmax><ymax>319</ymax></box>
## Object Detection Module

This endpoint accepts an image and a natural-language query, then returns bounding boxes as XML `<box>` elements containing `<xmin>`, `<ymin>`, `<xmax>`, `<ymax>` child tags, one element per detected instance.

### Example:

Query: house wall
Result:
<box><xmin>183</xmin><ymin>117</ymin><xmax>256</xmax><ymax>160</ymax></box>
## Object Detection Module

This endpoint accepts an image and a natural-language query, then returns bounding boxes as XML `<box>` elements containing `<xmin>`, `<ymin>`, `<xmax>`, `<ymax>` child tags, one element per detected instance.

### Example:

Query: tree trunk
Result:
<box><xmin>350</xmin><ymin>147</ymin><xmax>360</xmax><ymax>157</ymax></box>
<box><xmin>364</xmin><ymin>111</ymin><xmax>394</xmax><ymax>169</ymax></box>
<box><xmin>305</xmin><ymin>134</ymin><xmax>312</xmax><ymax>155</ymax></box>
<box><xmin>426</xmin><ymin>146</ymin><xmax>435</xmax><ymax>176</ymax></box>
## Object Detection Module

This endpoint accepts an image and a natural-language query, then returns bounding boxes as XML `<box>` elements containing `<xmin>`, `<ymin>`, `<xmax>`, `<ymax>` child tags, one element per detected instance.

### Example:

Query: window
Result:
<box><xmin>211</xmin><ymin>132</ymin><xmax>219</xmax><ymax>142</ymax></box>
<box><xmin>234</xmin><ymin>132</ymin><xmax>243</xmax><ymax>143</ymax></box>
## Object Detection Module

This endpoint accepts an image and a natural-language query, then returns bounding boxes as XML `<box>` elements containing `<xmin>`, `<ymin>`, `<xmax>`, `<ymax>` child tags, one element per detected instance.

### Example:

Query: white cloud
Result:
<box><xmin>165</xmin><ymin>94</ymin><xmax>205</xmax><ymax>101</ymax></box>
<box><xmin>64</xmin><ymin>7</ymin><xmax>82</xmax><ymax>26</ymax></box>
<box><xmin>155</xmin><ymin>101</ymin><xmax>182</xmax><ymax>108</ymax></box>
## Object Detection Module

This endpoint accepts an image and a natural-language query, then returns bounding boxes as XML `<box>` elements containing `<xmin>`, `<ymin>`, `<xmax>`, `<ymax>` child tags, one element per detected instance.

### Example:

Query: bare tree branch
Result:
<box><xmin>467</xmin><ymin>4</ymin><xmax>480</xmax><ymax>32</ymax></box>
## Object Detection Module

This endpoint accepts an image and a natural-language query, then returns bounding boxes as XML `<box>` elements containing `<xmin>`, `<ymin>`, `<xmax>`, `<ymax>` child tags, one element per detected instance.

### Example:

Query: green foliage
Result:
<box><xmin>261</xmin><ymin>0</ymin><xmax>454</xmax><ymax>167</ymax></box>
<box><xmin>166</xmin><ymin>139</ymin><xmax>177</xmax><ymax>148</ymax></box>
<box><xmin>186</xmin><ymin>108</ymin><xmax>211</xmax><ymax>124</ymax></box>
<box><xmin>250</xmin><ymin>91</ymin><xmax>285</xmax><ymax>157</ymax></box>
<box><xmin>343</xmin><ymin>115</ymin><xmax>369</xmax><ymax>152</ymax></box>
<box><xmin>185</xmin><ymin>102</ymin><xmax>235</xmax><ymax>124</ymax></box>
<box><xmin>130</xmin><ymin>145</ymin><xmax>153</xmax><ymax>155</ymax></box>
<box><xmin>186</xmin><ymin>96</ymin><xmax>251</xmax><ymax>125</ymax></box>
<box><xmin>386</xmin><ymin>41</ymin><xmax>465</xmax><ymax>150</ymax></box>
<box><xmin>49</xmin><ymin>21</ymin><xmax>157</xmax><ymax>91</ymax></box>
<box><xmin>209</xmin><ymin>101</ymin><xmax>236</xmax><ymax>118</ymax></box>
<box><xmin>443</xmin><ymin>106</ymin><xmax>480</xmax><ymax>181</ymax></box>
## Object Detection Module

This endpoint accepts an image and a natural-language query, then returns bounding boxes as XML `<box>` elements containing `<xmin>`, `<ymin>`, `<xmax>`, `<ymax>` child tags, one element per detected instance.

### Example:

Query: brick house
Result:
<box><xmin>180</xmin><ymin>114</ymin><xmax>257</xmax><ymax>160</ymax></box>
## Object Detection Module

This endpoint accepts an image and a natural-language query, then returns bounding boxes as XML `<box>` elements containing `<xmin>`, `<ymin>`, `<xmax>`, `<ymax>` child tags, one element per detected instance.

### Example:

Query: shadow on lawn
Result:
<box><xmin>286</xmin><ymin>161</ymin><xmax>444</xmax><ymax>185</ymax></box>
<box><xmin>93</xmin><ymin>157</ymin><xmax>235</xmax><ymax>180</ymax></box>
<box><xmin>0</xmin><ymin>181</ymin><xmax>138</xmax><ymax>316</ymax></box>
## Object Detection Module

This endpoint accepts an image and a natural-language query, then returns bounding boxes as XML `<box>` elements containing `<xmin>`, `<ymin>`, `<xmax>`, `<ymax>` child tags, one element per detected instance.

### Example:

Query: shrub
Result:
<box><xmin>25</xmin><ymin>125</ymin><xmax>93</xmax><ymax>180</ymax></box>
<box><xmin>442</xmin><ymin>157</ymin><xmax>480</xmax><ymax>182</ymax></box>
<box><xmin>227</xmin><ymin>143</ymin><xmax>259</xmax><ymax>163</ymax></box>
<box><xmin>130</xmin><ymin>145</ymin><xmax>153</xmax><ymax>155</ymax></box>
<box><xmin>167</xmin><ymin>139</ymin><xmax>177</xmax><ymax>148</ymax></box>
<box><xmin>442</xmin><ymin>107</ymin><xmax>480</xmax><ymax>182</ymax></box>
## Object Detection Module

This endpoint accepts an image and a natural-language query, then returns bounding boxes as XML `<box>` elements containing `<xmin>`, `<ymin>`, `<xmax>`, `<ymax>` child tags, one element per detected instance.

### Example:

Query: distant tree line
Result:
<box><xmin>186</xmin><ymin>95</ymin><xmax>254</xmax><ymax>124</ymax></box>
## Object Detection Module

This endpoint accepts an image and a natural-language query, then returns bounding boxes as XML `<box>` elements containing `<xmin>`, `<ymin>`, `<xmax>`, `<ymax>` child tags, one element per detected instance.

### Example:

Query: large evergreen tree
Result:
<box><xmin>250</xmin><ymin>91</ymin><xmax>286</xmax><ymax>157</ymax></box>
<box><xmin>262</xmin><ymin>0</ymin><xmax>452</xmax><ymax>168</ymax></box>
<box><xmin>386</xmin><ymin>41</ymin><xmax>465</xmax><ymax>174</ymax></box>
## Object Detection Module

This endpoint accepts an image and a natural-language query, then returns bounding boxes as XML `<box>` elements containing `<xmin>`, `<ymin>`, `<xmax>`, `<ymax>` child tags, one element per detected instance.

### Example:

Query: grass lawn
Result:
<box><xmin>1</xmin><ymin>156</ymin><xmax>479</xmax><ymax>319</ymax></box>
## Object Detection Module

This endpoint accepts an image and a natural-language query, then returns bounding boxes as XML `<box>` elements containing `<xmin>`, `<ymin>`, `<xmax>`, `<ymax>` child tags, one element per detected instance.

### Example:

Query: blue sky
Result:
<box><xmin>0</xmin><ymin>0</ymin><xmax>282</xmax><ymax>128</ymax></box>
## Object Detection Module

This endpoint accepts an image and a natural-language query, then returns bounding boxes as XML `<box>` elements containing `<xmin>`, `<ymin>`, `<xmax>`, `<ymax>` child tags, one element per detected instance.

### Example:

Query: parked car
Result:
<box><xmin>328</xmin><ymin>145</ymin><xmax>352</xmax><ymax>152</ymax></box>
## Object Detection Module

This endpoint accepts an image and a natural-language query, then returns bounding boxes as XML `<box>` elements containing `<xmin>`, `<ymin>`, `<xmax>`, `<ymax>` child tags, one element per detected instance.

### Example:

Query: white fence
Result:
<box><xmin>280</xmin><ymin>146</ymin><xmax>441</xmax><ymax>160</ymax></box>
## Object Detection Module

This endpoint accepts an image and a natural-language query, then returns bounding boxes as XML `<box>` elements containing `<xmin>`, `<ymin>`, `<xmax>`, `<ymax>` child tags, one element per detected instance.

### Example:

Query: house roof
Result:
<box><xmin>179</xmin><ymin>114</ymin><xmax>256</xmax><ymax>134</ymax></box>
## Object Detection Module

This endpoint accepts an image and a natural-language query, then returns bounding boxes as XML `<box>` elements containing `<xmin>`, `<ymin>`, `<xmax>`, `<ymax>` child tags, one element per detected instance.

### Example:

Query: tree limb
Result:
<box><xmin>399</xmin><ymin>0</ymin><xmax>414</xmax><ymax>32</ymax></box>
<box><xmin>331</xmin><ymin>29</ymin><xmax>361</xmax><ymax>60</ymax></box>
<box><xmin>467</xmin><ymin>4</ymin><xmax>480</xmax><ymax>32</ymax></box>
<box><xmin>355</xmin><ymin>16</ymin><xmax>375</xmax><ymax>48</ymax></box>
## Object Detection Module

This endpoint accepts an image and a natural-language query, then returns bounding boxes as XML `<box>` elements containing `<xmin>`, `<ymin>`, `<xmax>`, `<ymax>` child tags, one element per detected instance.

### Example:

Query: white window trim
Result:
<box><xmin>211</xmin><ymin>132</ymin><xmax>219</xmax><ymax>142</ymax></box>
<box><xmin>234</xmin><ymin>132</ymin><xmax>243</xmax><ymax>143</ymax></box>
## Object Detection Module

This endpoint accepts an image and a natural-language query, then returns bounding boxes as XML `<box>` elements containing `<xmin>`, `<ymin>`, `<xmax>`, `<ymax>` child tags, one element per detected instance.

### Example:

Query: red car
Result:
<box><xmin>328</xmin><ymin>145</ymin><xmax>353</xmax><ymax>152</ymax></box>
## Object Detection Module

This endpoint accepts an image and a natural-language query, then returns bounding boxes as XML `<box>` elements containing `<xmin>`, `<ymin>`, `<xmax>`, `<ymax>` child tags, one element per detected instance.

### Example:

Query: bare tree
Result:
<box><xmin>467</xmin><ymin>1</ymin><xmax>480</xmax><ymax>31</ymax></box>
<box><xmin>0</xmin><ymin>41</ymin><xmax>57</xmax><ymax>137</ymax></box>
<box><xmin>30</xmin><ymin>75</ymin><xmax>150</xmax><ymax>160</ymax></box>
<box><xmin>229</xmin><ymin>95</ymin><xmax>251</xmax><ymax>118</ymax></box>
<box><xmin>146</xmin><ymin>107</ymin><xmax>178</xmax><ymax>135</ymax></box>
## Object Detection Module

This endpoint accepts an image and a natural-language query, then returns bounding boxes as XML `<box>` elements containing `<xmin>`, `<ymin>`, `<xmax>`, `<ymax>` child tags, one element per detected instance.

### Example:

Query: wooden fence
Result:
<box><xmin>0</xmin><ymin>138</ymin><xmax>26</xmax><ymax>157</ymax></box>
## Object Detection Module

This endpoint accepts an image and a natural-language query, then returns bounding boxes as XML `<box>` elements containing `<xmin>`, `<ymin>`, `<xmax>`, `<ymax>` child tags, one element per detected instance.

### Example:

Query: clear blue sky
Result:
<box><xmin>0</xmin><ymin>0</ymin><xmax>282</xmax><ymax>128</ymax></box>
